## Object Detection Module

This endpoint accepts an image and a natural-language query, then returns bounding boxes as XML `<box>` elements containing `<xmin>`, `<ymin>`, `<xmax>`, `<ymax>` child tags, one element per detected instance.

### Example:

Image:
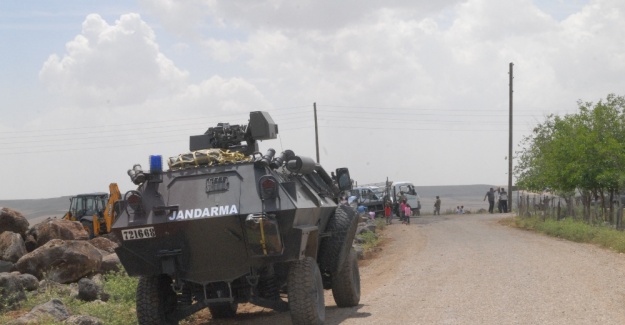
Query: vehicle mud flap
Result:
<box><xmin>317</xmin><ymin>205</ymin><xmax>358</xmax><ymax>289</ymax></box>
<box><xmin>208</xmin><ymin>302</ymin><xmax>238</xmax><ymax>319</ymax></box>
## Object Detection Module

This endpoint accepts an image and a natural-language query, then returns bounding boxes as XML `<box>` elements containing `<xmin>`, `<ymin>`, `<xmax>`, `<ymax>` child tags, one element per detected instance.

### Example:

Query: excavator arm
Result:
<box><xmin>104</xmin><ymin>183</ymin><xmax>122</xmax><ymax>233</ymax></box>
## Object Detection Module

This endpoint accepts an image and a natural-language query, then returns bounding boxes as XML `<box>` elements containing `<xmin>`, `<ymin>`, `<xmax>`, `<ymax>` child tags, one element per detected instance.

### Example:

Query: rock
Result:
<box><xmin>0</xmin><ymin>207</ymin><xmax>29</xmax><ymax>237</ymax></box>
<box><xmin>90</xmin><ymin>274</ymin><xmax>104</xmax><ymax>286</ymax></box>
<box><xmin>38</xmin><ymin>279</ymin><xmax>72</xmax><ymax>295</ymax></box>
<box><xmin>77</xmin><ymin>277</ymin><xmax>109</xmax><ymax>302</ymax></box>
<box><xmin>23</xmin><ymin>234</ymin><xmax>37</xmax><ymax>253</ymax></box>
<box><xmin>15</xmin><ymin>239</ymin><xmax>102</xmax><ymax>283</ymax></box>
<box><xmin>31</xmin><ymin>298</ymin><xmax>70</xmax><ymax>320</ymax></box>
<box><xmin>0</xmin><ymin>260</ymin><xmax>15</xmax><ymax>273</ymax></box>
<box><xmin>100</xmin><ymin>253</ymin><xmax>121</xmax><ymax>274</ymax></box>
<box><xmin>18</xmin><ymin>273</ymin><xmax>39</xmax><ymax>291</ymax></box>
<box><xmin>88</xmin><ymin>237</ymin><xmax>118</xmax><ymax>254</ymax></box>
<box><xmin>8</xmin><ymin>298</ymin><xmax>70</xmax><ymax>324</ymax></box>
<box><xmin>28</xmin><ymin>219</ymin><xmax>89</xmax><ymax>248</ymax></box>
<box><xmin>0</xmin><ymin>231</ymin><xmax>28</xmax><ymax>262</ymax></box>
<box><xmin>364</xmin><ymin>222</ymin><xmax>377</xmax><ymax>233</ymax></box>
<box><xmin>64</xmin><ymin>315</ymin><xmax>105</xmax><ymax>325</ymax></box>
<box><xmin>99</xmin><ymin>232</ymin><xmax>121</xmax><ymax>246</ymax></box>
<box><xmin>357</xmin><ymin>226</ymin><xmax>376</xmax><ymax>237</ymax></box>
<box><xmin>0</xmin><ymin>272</ymin><xmax>27</xmax><ymax>311</ymax></box>
<box><xmin>77</xmin><ymin>278</ymin><xmax>99</xmax><ymax>301</ymax></box>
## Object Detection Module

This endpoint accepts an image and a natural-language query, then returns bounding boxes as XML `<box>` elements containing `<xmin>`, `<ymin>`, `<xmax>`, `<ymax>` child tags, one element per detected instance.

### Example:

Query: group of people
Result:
<box><xmin>383</xmin><ymin>199</ymin><xmax>412</xmax><ymax>225</ymax></box>
<box><xmin>483</xmin><ymin>187</ymin><xmax>508</xmax><ymax>213</ymax></box>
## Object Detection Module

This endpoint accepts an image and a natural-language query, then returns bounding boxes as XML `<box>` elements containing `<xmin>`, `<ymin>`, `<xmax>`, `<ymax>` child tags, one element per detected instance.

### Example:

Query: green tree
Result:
<box><xmin>515</xmin><ymin>94</ymin><xmax>625</xmax><ymax>223</ymax></box>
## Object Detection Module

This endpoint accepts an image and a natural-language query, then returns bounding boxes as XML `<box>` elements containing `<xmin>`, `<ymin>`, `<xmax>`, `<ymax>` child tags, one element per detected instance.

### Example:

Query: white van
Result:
<box><xmin>392</xmin><ymin>181</ymin><xmax>421</xmax><ymax>215</ymax></box>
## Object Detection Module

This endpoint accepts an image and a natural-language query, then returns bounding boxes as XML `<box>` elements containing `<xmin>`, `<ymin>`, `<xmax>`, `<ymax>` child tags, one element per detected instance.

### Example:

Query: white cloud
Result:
<box><xmin>140</xmin><ymin>0</ymin><xmax>463</xmax><ymax>33</ymax></box>
<box><xmin>39</xmin><ymin>13</ymin><xmax>188</xmax><ymax>107</ymax></box>
<box><xmin>37</xmin><ymin>12</ymin><xmax>273</xmax><ymax>115</ymax></box>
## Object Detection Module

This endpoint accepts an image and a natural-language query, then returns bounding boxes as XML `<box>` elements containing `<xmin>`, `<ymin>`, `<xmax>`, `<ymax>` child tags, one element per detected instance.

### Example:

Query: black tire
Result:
<box><xmin>331</xmin><ymin>248</ymin><xmax>361</xmax><ymax>307</ymax></box>
<box><xmin>208</xmin><ymin>302</ymin><xmax>238</xmax><ymax>319</ymax></box>
<box><xmin>318</xmin><ymin>205</ymin><xmax>358</xmax><ymax>279</ymax></box>
<box><xmin>136</xmin><ymin>275</ymin><xmax>179</xmax><ymax>325</ymax></box>
<box><xmin>288</xmin><ymin>257</ymin><xmax>325</xmax><ymax>325</ymax></box>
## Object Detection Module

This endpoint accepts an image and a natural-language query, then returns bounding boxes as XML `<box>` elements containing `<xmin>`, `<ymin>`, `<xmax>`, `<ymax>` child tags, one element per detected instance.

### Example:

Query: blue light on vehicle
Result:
<box><xmin>150</xmin><ymin>155</ymin><xmax>163</xmax><ymax>173</ymax></box>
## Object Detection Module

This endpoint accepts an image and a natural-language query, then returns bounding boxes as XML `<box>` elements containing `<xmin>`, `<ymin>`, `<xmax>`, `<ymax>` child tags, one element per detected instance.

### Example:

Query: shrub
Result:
<box><xmin>356</xmin><ymin>230</ymin><xmax>380</xmax><ymax>251</ymax></box>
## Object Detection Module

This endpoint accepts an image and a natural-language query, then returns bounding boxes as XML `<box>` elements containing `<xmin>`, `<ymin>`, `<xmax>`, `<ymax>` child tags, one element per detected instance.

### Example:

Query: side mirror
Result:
<box><xmin>335</xmin><ymin>168</ymin><xmax>352</xmax><ymax>191</ymax></box>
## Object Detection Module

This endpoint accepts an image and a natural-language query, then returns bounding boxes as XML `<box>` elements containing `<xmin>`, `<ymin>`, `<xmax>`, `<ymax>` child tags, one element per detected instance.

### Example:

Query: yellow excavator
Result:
<box><xmin>63</xmin><ymin>183</ymin><xmax>122</xmax><ymax>238</ymax></box>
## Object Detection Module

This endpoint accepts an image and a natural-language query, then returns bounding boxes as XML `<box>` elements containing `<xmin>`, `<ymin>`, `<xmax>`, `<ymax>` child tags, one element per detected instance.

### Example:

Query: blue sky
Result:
<box><xmin>3</xmin><ymin>0</ymin><xmax>625</xmax><ymax>200</ymax></box>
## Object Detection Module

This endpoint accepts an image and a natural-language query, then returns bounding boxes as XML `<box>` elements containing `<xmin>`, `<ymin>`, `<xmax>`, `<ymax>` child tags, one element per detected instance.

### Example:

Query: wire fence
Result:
<box><xmin>516</xmin><ymin>191</ymin><xmax>625</xmax><ymax>230</ymax></box>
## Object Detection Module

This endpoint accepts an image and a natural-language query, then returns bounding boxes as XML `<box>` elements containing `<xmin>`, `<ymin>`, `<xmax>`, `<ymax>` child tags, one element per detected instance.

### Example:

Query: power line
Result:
<box><xmin>0</xmin><ymin>103</ymin><xmax>548</xmax><ymax>154</ymax></box>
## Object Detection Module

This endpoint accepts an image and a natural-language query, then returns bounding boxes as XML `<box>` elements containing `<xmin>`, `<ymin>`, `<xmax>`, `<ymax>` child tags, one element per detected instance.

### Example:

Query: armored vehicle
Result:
<box><xmin>112</xmin><ymin>111</ymin><xmax>360</xmax><ymax>325</ymax></box>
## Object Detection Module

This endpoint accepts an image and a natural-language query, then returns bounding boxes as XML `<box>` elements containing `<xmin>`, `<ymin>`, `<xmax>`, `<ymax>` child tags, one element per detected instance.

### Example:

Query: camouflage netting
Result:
<box><xmin>167</xmin><ymin>149</ymin><xmax>252</xmax><ymax>170</ymax></box>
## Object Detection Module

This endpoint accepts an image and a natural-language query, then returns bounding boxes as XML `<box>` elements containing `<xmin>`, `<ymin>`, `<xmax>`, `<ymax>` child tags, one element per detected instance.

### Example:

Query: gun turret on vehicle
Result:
<box><xmin>112</xmin><ymin>111</ymin><xmax>360</xmax><ymax>325</ymax></box>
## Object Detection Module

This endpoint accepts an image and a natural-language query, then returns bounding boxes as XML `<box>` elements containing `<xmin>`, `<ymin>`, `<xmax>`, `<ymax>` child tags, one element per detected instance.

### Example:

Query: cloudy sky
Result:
<box><xmin>1</xmin><ymin>0</ymin><xmax>622</xmax><ymax>200</ymax></box>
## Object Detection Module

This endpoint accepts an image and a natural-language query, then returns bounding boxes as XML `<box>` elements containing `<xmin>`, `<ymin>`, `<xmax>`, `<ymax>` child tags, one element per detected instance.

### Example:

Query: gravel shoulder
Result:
<box><xmin>195</xmin><ymin>213</ymin><xmax>625</xmax><ymax>324</ymax></box>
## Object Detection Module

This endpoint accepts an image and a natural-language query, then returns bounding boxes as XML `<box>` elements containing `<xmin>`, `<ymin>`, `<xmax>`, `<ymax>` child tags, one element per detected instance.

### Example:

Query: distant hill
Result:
<box><xmin>0</xmin><ymin>196</ymin><xmax>70</xmax><ymax>224</ymax></box>
<box><xmin>0</xmin><ymin>184</ymin><xmax>508</xmax><ymax>225</ymax></box>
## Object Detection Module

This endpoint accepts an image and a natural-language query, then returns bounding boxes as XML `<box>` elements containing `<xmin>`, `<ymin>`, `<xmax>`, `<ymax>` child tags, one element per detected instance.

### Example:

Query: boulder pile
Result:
<box><xmin>0</xmin><ymin>207</ymin><xmax>120</xmax><ymax>324</ymax></box>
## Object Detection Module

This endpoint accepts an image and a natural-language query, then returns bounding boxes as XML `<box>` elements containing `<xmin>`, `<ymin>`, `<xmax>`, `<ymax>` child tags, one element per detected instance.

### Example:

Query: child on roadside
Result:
<box><xmin>399</xmin><ymin>200</ymin><xmax>406</xmax><ymax>224</ymax></box>
<box><xmin>403</xmin><ymin>203</ymin><xmax>412</xmax><ymax>225</ymax></box>
<box><xmin>384</xmin><ymin>203</ymin><xmax>392</xmax><ymax>225</ymax></box>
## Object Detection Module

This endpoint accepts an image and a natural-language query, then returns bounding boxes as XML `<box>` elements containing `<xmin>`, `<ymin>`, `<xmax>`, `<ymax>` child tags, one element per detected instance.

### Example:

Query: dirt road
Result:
<box><xmin>197</xmin><ymin>213</ymin><xmax>625</xmax><ymax>324</ymax></box>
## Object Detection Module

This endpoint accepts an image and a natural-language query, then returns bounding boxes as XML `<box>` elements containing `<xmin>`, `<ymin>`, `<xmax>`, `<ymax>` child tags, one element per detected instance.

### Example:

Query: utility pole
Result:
<box><xmin>314</xmin><ymin>102</ymin><xmax>320</xmax><ymax>163</ymax></box>
<box><xmin>508</xmin><ymin>62</ymin><xmax>514</xmax><ymax>212</ymax></box>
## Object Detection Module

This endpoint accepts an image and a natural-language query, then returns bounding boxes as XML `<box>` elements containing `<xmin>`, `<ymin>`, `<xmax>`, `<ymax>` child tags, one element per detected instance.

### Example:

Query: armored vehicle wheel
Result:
<box><xmin>136</xmin><ymin>275</ymin><xmax>178</xmax><ymax>325</ymax></box>
<box><xmin>288</xmin><ymin>257</ymin><xmax>325</xmax><ymax>325</ymax></box>
<box><xmin>331</xmin><ymin>247</ymin><xmax>360</xmax><ymax>307</ymax></box>
<box><xmin>318</xmin><ymin>205</ymin><xmax>358</xmax><ymax>286</ymax></box>
<box><xmin>208</xmin><ymin>302</ymin><xmax>238</xmax><ymax>319</ymax></box>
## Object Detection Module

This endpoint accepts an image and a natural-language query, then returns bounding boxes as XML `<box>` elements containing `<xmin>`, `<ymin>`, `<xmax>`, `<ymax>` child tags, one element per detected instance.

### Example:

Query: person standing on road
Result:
<box><xmin>384</xmin><ymin>202</ymin><xmax>392</xmax><ymax>225</ymax></box>
<box><xmin>434</xmin><ymin>196</ymin><xmax>441</xmax><ymax>215</ymax></box>
<box><xmin>483</xmin><ymin>187</ymin><xmax>496</xmax><ymax>213</ymax></box>
<box><xmin>500</xmin><ymin>189</ymin><xmax>509</xmax><ymax>212</ymax></box>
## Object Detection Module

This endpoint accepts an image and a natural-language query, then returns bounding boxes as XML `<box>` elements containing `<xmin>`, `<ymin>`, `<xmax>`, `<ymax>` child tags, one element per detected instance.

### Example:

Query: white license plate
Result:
<box><xmin>121</xmin><ymin>227</ymin><xmax>156</xmax><ymax>241</ymax></box>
